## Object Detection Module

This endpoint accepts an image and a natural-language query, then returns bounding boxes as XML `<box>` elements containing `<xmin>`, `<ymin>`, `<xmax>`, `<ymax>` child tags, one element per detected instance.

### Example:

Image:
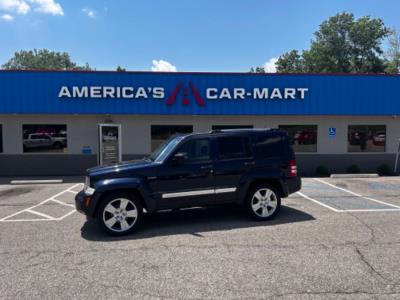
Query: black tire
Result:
<box><xmin>246</xmin><ymin>184</ymin><xmax>281</xmax><ymax>221</ymax></box>
<box><xmin>96</xmin><ymin>192</ymin><xmax>143</xmax><ymax>236</ymax></box>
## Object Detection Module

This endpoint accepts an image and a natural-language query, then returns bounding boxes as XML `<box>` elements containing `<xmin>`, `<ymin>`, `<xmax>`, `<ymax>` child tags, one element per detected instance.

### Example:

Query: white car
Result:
<box><xmin>23</xmin><ymin>133</ymin><xmax>66</xmax><ymax>150</ymax></box>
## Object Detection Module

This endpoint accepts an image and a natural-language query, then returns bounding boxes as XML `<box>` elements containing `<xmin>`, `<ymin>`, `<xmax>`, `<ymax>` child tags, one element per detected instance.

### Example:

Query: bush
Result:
<box><xmin>316</xmin><ymin>165</ymin><xmax>331</xmax><ymax>177</ymax></box>
<box><xmin>377</xmin><ymin>164</ymin><xmax>393</xmax><ymax>176</ymax></box>
<box><xmin>346</xmin><ymin>164</ymin><xmax>360</xmax><ymax>174</ymax></box>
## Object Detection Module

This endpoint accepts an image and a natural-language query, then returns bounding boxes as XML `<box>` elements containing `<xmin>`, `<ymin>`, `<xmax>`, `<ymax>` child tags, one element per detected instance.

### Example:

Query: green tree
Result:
<box><xmin>275</xmin><ymin>50</ymin><xmax>304</xmax><ymax>73</ymax></box>
<box><xmin>249</xmin><ymin>66</ymin><xmax>265</xmax><ymax>73</ymax></box>
<box><xmin>267</xmin><ymin>13</ymin><xmax>390</xmax><ymax>73</ymax></box>
<box><xmin>385</xmin><ymin>29</ymin><xmax>400</xmax><ymax>73</ymax></box>
<box><xmin>116</xmin><ymin>65</ymin><xmax>126</xmax><ymax>72</ymax></box>
<box><xmin>2</xmin><ymin>49</ymin><xmax>92</xmax><ymax>70</ymax></box>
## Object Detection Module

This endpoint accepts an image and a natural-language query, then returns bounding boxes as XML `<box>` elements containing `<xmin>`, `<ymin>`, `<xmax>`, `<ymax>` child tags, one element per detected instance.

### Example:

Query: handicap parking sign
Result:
<box><xmin>329</xmin><ymin>127</ymin><xmax>336</xmax><ymax>138</ymax></box>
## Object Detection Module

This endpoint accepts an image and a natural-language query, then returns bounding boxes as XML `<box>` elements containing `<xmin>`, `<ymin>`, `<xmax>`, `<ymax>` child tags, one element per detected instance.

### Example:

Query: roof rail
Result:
<box><xmin>209</xmin><ymin>129</ymin><xmax>223</xmax><ymax>134</ymax></box>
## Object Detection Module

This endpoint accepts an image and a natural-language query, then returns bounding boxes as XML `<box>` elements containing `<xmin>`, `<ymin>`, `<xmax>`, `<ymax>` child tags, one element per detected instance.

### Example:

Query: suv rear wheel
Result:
<box><xmin>246</xmin><ymin>184</ymin><xmax>281</xmax><ymax>220</ymax></box>
<box><xmin>97</xmin><ymin>192</ymin><xmax>143</xmax><ymax>236</ymax></box>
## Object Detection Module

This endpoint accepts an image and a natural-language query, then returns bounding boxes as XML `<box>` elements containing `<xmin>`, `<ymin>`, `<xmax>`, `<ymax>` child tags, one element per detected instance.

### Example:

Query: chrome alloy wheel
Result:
<box><xmin>103</xmin><ymin>198</ymin><xmax>138</xmax><ymax>232</ymax></box>
<box><xmin>251</xmin><ymin>188</ymin><xmax>278</xmax><ymax>217</ymax></box>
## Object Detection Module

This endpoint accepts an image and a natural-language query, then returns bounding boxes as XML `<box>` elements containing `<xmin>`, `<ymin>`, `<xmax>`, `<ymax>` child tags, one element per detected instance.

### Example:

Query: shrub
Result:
<box><xmin>377</xmin><ymin>164</ymin><xmax>393</xmax><ymax>176</ymax></box>
<box><xmin>346</xmin><ymin>164</ymin><xmax>360</xmax><ymax>174</ymax></box>
<box><xmin>316</xmin><ymin>165</ymin><xmax>331</xmax><ymax>177</ymax></box>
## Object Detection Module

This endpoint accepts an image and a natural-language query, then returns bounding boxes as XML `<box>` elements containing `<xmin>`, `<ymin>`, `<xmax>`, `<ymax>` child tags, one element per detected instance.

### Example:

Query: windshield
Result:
<box><xmin>149</xmin><ymin>136</ymin><xmax>185</xmax><ymax>163</ymax></box>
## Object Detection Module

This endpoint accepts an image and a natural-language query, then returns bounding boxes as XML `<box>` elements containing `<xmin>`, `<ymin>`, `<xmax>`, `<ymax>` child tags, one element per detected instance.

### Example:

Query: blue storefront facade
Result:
<box><xmin>0</xmin><ymin>70</ymin><xmax>399</xmax><ymax>176</ymax></box>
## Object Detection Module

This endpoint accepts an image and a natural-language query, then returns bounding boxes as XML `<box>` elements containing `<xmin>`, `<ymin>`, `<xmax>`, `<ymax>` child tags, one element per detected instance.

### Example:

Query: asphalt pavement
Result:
<box><xmin>1</xmin><ymin>177</ymin><xmax>400</xmax><ymax>299</ymax></box>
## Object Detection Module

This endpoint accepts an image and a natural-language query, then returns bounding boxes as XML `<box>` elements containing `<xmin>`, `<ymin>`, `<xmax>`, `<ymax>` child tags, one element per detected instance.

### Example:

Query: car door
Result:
<box><xmin>30</xmin><ymin>135</ymin><xmax>40</xmax><ymax>148</ymax></box>
<box><xmin>37</xmin><ymin>134</ymin><xmax>47</xmax><ymax>148</ymax></box>
<box><xmin>150</xmin><ymin>137</ymin><xmax>216</xmax><ymax>209</ymax></box>
<box><xmin>42</xmin><ymin>134</ymin><xmax>52</xmax><ymax>149</ymax></box>
<box><xmin>213</xmin><ymin>135</ymin><xmax>254</xmax><ymax>203</ymax></box>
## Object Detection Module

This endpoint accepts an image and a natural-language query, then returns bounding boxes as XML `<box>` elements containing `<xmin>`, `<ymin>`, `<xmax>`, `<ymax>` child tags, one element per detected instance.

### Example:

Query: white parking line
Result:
<box><xmin>57</xmin><ymin>209</ymin><xmax>77</xmax><ymax>220</ymax></box>
<box><xmin>314</xmin><ymin>178</ymin><xmax>400</xmax><ymax>210</ymax></box>
<box><xmin>66</xmin><ymin>190</ymin><xmax>78</xmax><ymax>194</ymax></box>
<box><xmin>50</xmin><ymin>198</ymin><xmax>75</xmax><ymax>208</ymax></box>
<box><xmin>0</xmin><ymin>183</ymin><xmax>82</xmax><ymax>222</ymax></box>
<box><xmin>296</xmin><ymin>191</ymin><xmax>340</xmax><ymax>212</ymax></box>
<box><xmin>297</xmin><ymin>180</ymin><xmax>400</xmax><ymax>213</ymax></box>
<box><xmin>0</xmin><ymin>219</ymin><xmax>56</xmax><ymax>222</ymax></box>
<box><xmin>26</xmin><ymin>209</ymin><xmax>56</xmax><ymax>220</ymax></box>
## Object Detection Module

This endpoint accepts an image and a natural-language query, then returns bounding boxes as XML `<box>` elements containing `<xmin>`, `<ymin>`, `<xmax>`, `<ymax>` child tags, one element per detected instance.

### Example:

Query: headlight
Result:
<box><xmin>84</xmin><ymin>176</ymin><xmax>95</xmax><ymax>195</ymax></box>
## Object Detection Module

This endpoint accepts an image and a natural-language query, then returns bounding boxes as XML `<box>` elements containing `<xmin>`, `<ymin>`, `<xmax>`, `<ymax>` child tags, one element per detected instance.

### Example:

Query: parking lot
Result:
<box><xmin>1</xmin><ymin>177</ymin><xmax>400</xmax><ymax>299</ymax></box>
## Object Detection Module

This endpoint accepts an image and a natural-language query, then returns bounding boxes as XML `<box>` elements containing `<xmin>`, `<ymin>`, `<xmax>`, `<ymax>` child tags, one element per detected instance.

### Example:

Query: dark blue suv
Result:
<box><xmin>75</xmin><ymin>129</ymin><xmax>301</xmax><ymax>235</ymax></box>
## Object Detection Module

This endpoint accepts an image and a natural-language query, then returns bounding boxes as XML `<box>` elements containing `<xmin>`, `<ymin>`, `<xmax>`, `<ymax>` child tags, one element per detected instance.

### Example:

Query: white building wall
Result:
<box><xmin>1</xmin><ymin>114</ymin><xmax>400</xmax><ymax>155</ymax></box>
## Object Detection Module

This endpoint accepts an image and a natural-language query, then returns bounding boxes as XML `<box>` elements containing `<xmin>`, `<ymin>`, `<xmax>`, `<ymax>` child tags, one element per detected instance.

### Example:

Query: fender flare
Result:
<box><xmin>238</xmin><ymin>175</ymin><xmax>287</xmax><ymax>204</ymax></box>
<box><xmin>88</xmin><ymin>177</ymin><xmax>155</xmax><ymax>216</ymax></box>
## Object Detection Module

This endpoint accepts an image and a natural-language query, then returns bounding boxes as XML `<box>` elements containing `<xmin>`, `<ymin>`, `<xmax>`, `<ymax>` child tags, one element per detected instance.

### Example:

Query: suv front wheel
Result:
<box><xmin>97</xmin><ymin>192</ymin><xmax>143</xmax><ymax>236</ymax></box>
<box><xmin>246</xmin><ymin>184</ymin><xmax>281</xmax><ymax>220</ymax></box>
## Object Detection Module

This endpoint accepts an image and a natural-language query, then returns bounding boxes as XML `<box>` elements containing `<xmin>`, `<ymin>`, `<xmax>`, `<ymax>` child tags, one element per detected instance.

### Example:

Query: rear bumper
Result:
<box><xmin>284</xmin><ymin>177</ymin><xmax>301</xmax><ymax>196</ymax></box>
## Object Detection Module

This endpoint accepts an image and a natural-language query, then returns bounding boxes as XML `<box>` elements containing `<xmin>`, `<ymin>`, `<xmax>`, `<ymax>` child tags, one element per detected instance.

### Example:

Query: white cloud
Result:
<box><xmin>1</xmin><ymin>13</ymin><xmax>14</xmax><ymax>21</ymax></box>
<box><xmin>0</xmin><ymin>0</ymin><xmax>63</xmax><ymax>16</ymax></box>
<box><xmin>264</xmin><ymin>57</ymin><xmax>278</xmax><ymax>73</ymax></box>
<box><xmin>151</xmin><ymin>59</ymin><xmax>177</xmax><ymax>72</ymax></box>
<box><xmin>29</xmin><ymin>0</ymin><xmax>63</xmax><ymax>16</ymax></box>
<box><xmin>0</xmin><ymin>0</ymin><xmax>30</xmax><ymax>15</ymax></box>
<box><xmin>82</xmin><ymin>7</ymin><xmax>95</xmax><ymax>18</ymax></box>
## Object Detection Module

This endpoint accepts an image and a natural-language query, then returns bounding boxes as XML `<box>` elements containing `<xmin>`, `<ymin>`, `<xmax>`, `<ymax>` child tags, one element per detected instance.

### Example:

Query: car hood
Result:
<box><xmin>88</xmin><ymin>159</ymin><xmax>156</xmax><ymax>177</ymax></box>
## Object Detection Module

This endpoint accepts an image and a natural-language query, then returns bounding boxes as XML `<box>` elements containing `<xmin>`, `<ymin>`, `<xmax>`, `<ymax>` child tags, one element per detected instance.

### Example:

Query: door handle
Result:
<box><xmin>244</xmin><ymin>161</ymin><xmax>255</xmax><ymax>166</ymax></box>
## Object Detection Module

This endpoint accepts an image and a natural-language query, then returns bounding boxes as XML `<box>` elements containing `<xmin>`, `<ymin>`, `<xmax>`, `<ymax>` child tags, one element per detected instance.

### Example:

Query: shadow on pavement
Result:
<box><xmin>81</xmin><ymin>205</ymin><xmax>315</xmax><ymax>242</ymax></box>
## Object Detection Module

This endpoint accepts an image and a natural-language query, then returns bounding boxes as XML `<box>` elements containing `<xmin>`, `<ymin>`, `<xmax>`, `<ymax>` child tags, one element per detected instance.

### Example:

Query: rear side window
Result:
<box><xmin>253</xmin><ymin>134</ymin><xmax>284</xmax><ymax>158</ymax></box>
<box><xmin>217</xmin><ymin>136</ymin><xmax>251</xmax><ymax>160</ymax></box>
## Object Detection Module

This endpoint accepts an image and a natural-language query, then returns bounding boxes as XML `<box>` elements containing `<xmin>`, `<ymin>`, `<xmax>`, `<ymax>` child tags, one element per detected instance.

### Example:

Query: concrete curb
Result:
<box><xmin>10</xmin><ymin>179</ymin><xmax>64</xmax><ymax>185</ymax></box>
<box><xmin>330</xmin><ymin>174</ymin><xmax>379</xmax><ymax>179</ymax></box>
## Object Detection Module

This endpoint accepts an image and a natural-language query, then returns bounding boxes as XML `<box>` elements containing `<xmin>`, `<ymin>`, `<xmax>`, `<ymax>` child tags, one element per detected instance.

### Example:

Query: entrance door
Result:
<box><xmin>98</xmin><ymin>124</ymin><xmax>122</xmax><ymax>165</ymax></box>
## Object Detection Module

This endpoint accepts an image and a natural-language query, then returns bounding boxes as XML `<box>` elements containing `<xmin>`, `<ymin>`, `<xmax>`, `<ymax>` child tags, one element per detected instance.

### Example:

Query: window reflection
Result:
<box><xmin>23</xmin><ymin>124</ymin><xmax>67</xmax><ymax>153</ymax></box>
<box><xmin>279</xmin><ymin>125</ymin><xmax>317</xmax><ymax>152</ymax></box>
<box><xmin>151</xmin><ymin>125</ymin><xmax>193</xmax><ymax>151</ymax></box>
<box><xmin>348</xmin><ymin>125</ymin><xmax>386</xmax><ymax>152</ymax></box>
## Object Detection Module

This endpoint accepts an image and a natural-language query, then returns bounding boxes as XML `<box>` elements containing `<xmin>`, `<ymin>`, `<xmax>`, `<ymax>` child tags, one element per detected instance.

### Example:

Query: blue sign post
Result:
<box><xmin>329</xmin><ymin>127</ymin><xmax>336</xmax><ymax>138</ymax></box>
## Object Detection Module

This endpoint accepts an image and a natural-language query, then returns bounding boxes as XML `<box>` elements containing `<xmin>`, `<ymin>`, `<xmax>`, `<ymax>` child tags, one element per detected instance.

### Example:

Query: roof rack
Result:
<box><xmin>209</xmin><ymin>129</ymin><xmax>223</xmax><ymax>134</ymax></box>
<box><xmin>209</xmin><ymin>128</ymin><xmax>276</xmax><ymax>134</ymax></box>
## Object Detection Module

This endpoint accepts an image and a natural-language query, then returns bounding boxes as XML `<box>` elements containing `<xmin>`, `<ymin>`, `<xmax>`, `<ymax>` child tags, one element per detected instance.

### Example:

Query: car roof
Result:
<box><xmin>180</xmin><ymin>128</ymin><xmax>285</xmax><ymax>139</ymax></box>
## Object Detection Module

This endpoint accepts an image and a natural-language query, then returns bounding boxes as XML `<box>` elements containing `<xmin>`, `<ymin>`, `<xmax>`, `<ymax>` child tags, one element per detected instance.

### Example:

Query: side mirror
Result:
<box><xmin>171</xmin><ymin>152</ymin><xmax>186</xmax><ymax>165</ymax></box>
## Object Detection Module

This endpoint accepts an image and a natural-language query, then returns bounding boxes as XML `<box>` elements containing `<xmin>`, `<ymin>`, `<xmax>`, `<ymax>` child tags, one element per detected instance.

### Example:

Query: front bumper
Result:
<box><xmin>75</xmin><ymin>191</ymin><xmax>91</xmax><ymax>216</ymax></box>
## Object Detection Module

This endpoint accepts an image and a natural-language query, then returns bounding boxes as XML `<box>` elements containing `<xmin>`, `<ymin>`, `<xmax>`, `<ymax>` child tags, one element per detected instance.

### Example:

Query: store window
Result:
<box><xmin>212</xmin><ymin>125</ymin><xmax>253</xmax><ymax>130</ymax></box>
<box><xmin>23</xmin><ymin>124</ymin><xmax>67</xmax><ymax>153</ymax></box>
<box><xmin>348</xmin><ymin>125</ymin><xmax>386</xmax><ymax>152</ymax></box>
<box><xmin>279</xmin><ymin>125</ymin><xmax>318</xmax><ymax>152</ymax></box>
<box><xmin>151</xmin><ymin>125</ymin><xmax>193</xmax><ymax>151</ymax></box>
<box><xmin>0</xmin><ymin>125</ymin><xmax>3</xmax><ymax>153</ymax></box>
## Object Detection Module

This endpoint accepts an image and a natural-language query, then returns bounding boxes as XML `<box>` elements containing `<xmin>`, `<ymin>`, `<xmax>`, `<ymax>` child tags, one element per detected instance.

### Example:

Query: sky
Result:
<box><xmin>0</xmin><ymin>0</ymin><xmax>399</xmax><ymax>72</ymax></box>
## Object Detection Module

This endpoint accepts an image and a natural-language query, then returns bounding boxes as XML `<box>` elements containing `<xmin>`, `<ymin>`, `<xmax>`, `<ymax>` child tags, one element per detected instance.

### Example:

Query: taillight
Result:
<box><xmin>289</xmin><ymin>159</ymin><xmax>297</xmax><ymax>177</ymax></box>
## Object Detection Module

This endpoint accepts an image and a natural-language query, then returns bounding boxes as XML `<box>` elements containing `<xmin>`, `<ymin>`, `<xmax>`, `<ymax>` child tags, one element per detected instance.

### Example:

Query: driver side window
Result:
<box><xmin>176</xmin><ymin>139</ymin><xmax>211</xmax><ymax>162</ymax></box>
